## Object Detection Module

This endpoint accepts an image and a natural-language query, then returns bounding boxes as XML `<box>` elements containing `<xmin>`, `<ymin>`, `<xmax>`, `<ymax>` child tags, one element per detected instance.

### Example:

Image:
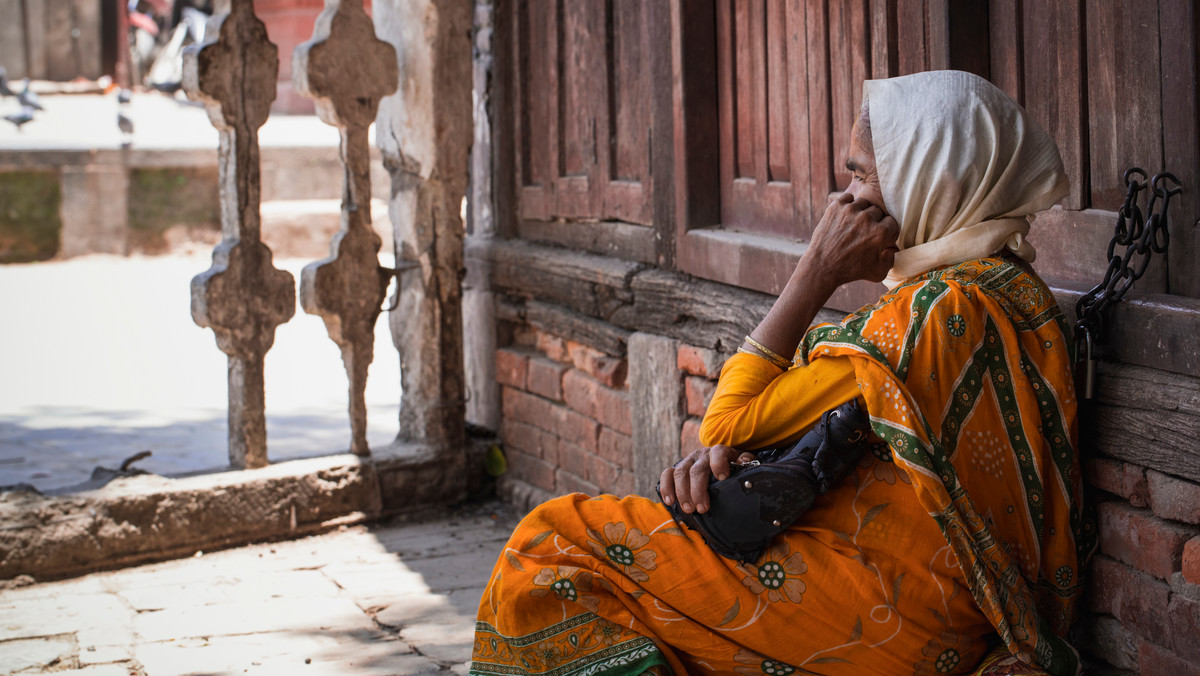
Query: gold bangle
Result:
<box><xmin>742</xmin><ymin>336</ymin><xmax>793</xmax><ymax>369</ymax></box>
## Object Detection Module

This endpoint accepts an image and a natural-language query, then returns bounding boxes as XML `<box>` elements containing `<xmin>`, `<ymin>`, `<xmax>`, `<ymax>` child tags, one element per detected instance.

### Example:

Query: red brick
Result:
<box><xmin>677</xmin><ymin>344</ymin><xmax>724</xmax><ymax>379</ymax></box>
<box><xmin>598</xmin><ymin>426</ymin><xmax>632</xmax><ymax>465</ymax></box>
<box><xmin>506</xmin><ymin>448</ymin><xmax>557</xmax><ymax>492</ymax></box>
<box><xmin>680</xmin><ymin>417</ymin><xmax>703</xmax><ymax>459</ymax></box>
<box><xmin>685</xmin><ymin>376</ymin><xmax>717</xmax><ymax>417</ymax></box>
<box><xmin>611</xmin><ymin>471</ymin><xmax>637</xmax><ymax>497</ymax></box>
<box><xmin>555</xmin><ymin>468</ymin><xmax>598</xmax><ymax>496</ymax></box>
<box><xmin>1184</xmin><ymin>537</ymin><xmax>1200</xmax><ymax>586</ymax></box>
<box><xmin>501</xmin><ymin>419</ymin><xmax>558</xmax><ymax>461</ymax></box>
<box><xmin>1078</xmin><ymin>613</ymin><xmax>1137</xmax><ymax>671</ymax></box>
<box><xmin>526</xmin><ymin>356</ymin><xmax>567</xmax><ymax>401</ymax></box>
<box><xmin>563</xmin><ymin>341</ymin><xmax>627</xmax><ymax>388</ymax></box>
<box><xmin>591</xmin><ymin>356</ymin><xmax>627</xmax><ymax>389</ymax></box>
<box><xmin>594</xmin><ymin>387</ymin><xmax>631</xmax><ymax>435</ymax></box>
<box><xmin>1139</xmin><ymin>639</ymin><xmax>1200</xmax><ymax>676</ymax></box>
<box><xmin>557</xmin><ymin>439</ymin><xmax>591</xmax><ymax>479</ymax></box>
<box><xmin>502</xmin><ymin>387</ymin><xmax>557</xmax><ymax>433</ymax></box>
<box><xmin>1085</xmin><ymin>458</ymin><xmax>1150</xmax><ymax>507</ymax></box>
<box><xmin>536</xmin><ymin>331</ymin><xmax>567</xmax><ymax>362</ymax></box>
<box><xmin>1147</xmin><ymin>470</ymin><xmax>1200</xmax><ymax>525</ymax></box>
<box><xmin>495</xmin><ymin>348</ymin><xmax>529</xmax><ymax>389</ymax></box>
<box><xmin>587</xmin><ymin>454</ymin><xmax>620</xmax><ymax>493</ymax></box>
<box><xmin>555</xmin><ymin>407</ymin><xmax>599</xmax><ymax>452</ymax></box>
<box><xmin>1087</xmin><ymin>555</ymin><xmax>1172</xmax><ymax>641</ymax></box>
<box><xmin>562</xmin><ymin>369</ymin><xmax>599</xmax><ymax>418</ymax></box>
<box><xmin>1168</xmin><ymin>594</ymin><xmax>1200</xmax><ymax>663</ymax></box>
<box><xmin>1099</xmin><ymin>502</ymin><xmax>1199</xmax><ymax>579</ymax></box>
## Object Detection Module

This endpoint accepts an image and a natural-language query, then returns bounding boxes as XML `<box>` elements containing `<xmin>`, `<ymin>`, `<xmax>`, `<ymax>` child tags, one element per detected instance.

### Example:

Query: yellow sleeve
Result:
<box><xmin>698</xmin><ymin>351</ymin><xmax>860</xmax><ymax>451</ymax></box>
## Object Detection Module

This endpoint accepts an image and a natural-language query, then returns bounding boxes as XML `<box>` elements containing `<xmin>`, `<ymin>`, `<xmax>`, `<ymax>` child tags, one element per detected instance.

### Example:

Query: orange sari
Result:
<box><xmin>471</xmin><ymin>259</ymin><xmax>1093</xmax><ymax>675</ymax></box>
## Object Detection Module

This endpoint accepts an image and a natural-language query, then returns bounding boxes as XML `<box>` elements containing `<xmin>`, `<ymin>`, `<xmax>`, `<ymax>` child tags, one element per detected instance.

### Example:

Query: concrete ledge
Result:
<box><xmin>0</xmin><ymin>446</ymin><xmax>472</xmax><ymax>582</ymax></box>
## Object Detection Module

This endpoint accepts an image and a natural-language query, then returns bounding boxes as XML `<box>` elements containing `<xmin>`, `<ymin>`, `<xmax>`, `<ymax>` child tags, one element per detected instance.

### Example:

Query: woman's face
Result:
<box><xmin>844</xmin><ymin>120</ymin><xmax>886</xmax><ymax>214</ymax></box>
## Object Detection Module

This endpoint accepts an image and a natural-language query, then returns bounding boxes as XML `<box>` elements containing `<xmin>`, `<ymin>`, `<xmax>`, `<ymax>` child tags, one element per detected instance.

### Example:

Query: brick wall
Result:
<box><xmin>496</xmin><ymin>328</ymin><xmax>727</xmax><ymax>510</ymax></box>
<box><xmin>497</xmin><ymin>329</ymin><xmax>635</xmax><ymax>505</ymax></box>
<box><xmin>1079</xmin><ymin>458</ymin><xmax>1200</xmax><ymax>674</ymax></box>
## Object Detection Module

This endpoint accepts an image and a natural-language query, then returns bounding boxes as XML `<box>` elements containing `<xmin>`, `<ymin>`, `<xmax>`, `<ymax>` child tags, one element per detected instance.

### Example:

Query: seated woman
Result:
<box><xmin>470</xmin><ymin>71</ymin><xmax>1094</xmax><ymax>676</ymax></box>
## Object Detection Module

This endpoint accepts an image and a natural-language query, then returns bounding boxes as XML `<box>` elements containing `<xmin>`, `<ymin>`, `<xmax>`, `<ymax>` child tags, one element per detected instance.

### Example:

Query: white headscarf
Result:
<box><xmin>865</xmin><ymin>71</ymin><xmax>1069</xmax><ymax>289</ymax></box>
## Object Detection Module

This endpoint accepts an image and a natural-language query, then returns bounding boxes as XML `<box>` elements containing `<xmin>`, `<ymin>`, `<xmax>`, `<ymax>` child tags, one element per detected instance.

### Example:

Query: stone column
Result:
<box><xmin>372</xmin><ymin>0</ymin><xmax>472</xmax><ymax>450</ymax></box>
<box><xmin>293</xmin><ymin>0</ymin><xmax>398</xmax><ymax>456</ymax></box>
<box><xmin>183</xmin><ymin>0</ymin><xmax>296</xmax><ymax>470</ymax></box>
<box><xmin>463</xmin><ymin>0</ymin><xmax>500</xmax><ymax>432</ymax></box>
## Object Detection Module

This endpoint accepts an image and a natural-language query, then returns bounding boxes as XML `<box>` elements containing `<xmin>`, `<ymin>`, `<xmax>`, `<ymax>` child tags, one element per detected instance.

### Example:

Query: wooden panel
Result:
<box><xmin>895</xmin><ymin>0</ymin><xmax>928</xmax><ymax>75</ymax></box>
<box><xmin>515</xmin><ymin>0</ymin><xmax>555</xmax><ymax>221</ymax></box>
<box><xmin>717</xmin><ymin>0</ymin><xmax>797</xmax><ymax>237</ymax></box>
<box><xmin>870</xmin><ymin>0</ymin><xmax>899</xmax><ymax>79</ymax></box>
<box><xmin>1085</xmin><ymin>0</ymin><xmax>1163</xmax><ymax>212</ymax></box>
<box><xmin>603</xmin><ymin>0</ymin><xmax>653</xmax><ymax>225</ymax></box>
<box><xmin>670</xmin><ymin>0</ymin><xmax>722</xmax><ymax>257</ymax></box>
<box><xmin>1160</xmin><ymin>0</ymin><xmax>1200</xmax><ymax>297</ymax></box>
<box><xmin>1023</xmin><ymin>0</ymin><xmax>1087</xmax><ymax>210</ymax></box>
<box><xmin>609</xmin><ymin>0</ymin><xmax>649</xmax><ymax>184</ymax></box>
<box><xmin>766</xmin><ymin>0</ymin><xmax>790</xmax><ymax>183</ymax></box>
<box><xmin>827</xmin><ymin>0</ymin><xmax>871</xmax><ymax>191</ymax></box>
<box><xmin>555</xmin><ymin>0</ymin><xmax>600</xmax><ymax>218</ymax></box>
<box><xmin>805</xmin><ymin>0</ymin><xmax>835</xmax><ymax>224</ymax></box>
<box><xmin>946</xmin><ymin>0</ymin><xmax>989</xmax><ymax>78</ymax></box>
<box><xmin>786</xmin><ymin>0</ymin><xmax>816</xmax><ymax>237</ymax></box>
<box><xmin>988</xmin><ymin>0</ymin><xmax>1024</xmax><ymax>104</ymax></box>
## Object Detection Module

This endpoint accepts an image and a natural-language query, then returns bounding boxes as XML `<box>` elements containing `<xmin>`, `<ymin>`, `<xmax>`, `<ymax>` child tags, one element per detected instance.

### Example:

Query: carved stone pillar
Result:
<box><xmin>373</xmin><ymin>0</ymin><xmax>472</xmax><ymax>450</ymax></box>
<box><xmin>293</xmin><ymin>0</ymin><xmax>398</xmax><ymax>456</ymax></box>
<box><xmin>184</xmin><ymin>0</ymin><xmax>296</xmax><ymax>470</ymax></box>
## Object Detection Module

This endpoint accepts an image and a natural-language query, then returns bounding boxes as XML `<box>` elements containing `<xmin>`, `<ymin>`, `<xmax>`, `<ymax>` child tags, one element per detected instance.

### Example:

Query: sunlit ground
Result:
<box><xmin>0</xmin><ymin>253</ymin><xmax>403</xmax><ymax>492</ymax></box>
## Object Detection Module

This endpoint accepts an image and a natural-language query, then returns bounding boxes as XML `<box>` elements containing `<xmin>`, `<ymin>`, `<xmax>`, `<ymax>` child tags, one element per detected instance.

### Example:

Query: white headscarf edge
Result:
<box><xmin>865</xmin><ymin>71</ymin><xmax>1070</xmax><ymax>289</ymax></box>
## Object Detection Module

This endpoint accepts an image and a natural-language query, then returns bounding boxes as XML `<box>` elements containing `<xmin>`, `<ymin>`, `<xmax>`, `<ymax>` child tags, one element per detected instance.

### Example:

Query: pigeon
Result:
<box><xmin>118</xmin><ymin>110</ymin><xmax>134</xmax><ymax>146</ymax></box>
<box><xmin>18</xmin><ymin>79</ymin><xmax>42</xmax><ymax>111</ymax></box>
<box><xmin>0</xmin><ymin>68</ymin><xmax>14</xmax><ymax>97</ymax></box>
<box><xmin>4</xmin><ymin>106</ymin><xmax>35</xmax><ymax>131</ymax></box>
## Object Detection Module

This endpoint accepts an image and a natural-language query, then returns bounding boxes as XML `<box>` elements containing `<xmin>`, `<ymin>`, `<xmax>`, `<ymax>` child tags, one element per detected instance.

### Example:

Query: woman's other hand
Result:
<box><xmin>659</xmin><ymin>446</ymin><xmax>757</xmax><ymax>514</ymax></box>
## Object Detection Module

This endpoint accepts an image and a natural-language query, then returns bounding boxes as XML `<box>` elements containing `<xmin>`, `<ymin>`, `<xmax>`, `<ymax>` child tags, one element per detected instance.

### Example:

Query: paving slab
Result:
<box><xmin>0</xmin><ymin>504</ymin><xmax>520</xmax><ymax>675</ymax></box>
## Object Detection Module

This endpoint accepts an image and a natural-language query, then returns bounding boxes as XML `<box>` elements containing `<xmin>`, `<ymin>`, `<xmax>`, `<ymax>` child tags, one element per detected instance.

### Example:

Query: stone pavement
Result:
<box><xmin>0</xmin><ymin>502</ymin><xmax>519</xmax><ymax>675</ymax></box>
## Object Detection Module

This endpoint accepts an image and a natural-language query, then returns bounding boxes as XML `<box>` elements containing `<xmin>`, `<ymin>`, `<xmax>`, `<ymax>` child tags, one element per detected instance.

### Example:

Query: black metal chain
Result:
<box><xmin>1074</xmin><ymin>168</ymin><xmax>1181</xmax><ymax>398</ymax></box>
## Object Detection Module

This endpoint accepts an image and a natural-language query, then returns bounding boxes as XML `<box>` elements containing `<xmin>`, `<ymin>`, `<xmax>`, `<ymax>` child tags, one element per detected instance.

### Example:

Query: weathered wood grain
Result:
<box><xmin>895</xmin><ymin>0</ymin><xmax>927</xmax><ymax>74</ymax></box>
<box><xmin>988</xmin><ymin>0</ymin><xmax>1024</xmax><ymax>104</ymax></box>
<box><xmin>1159</xmin><ymin>0</ymin><xmax>1200</xmax><ymax>298</ymax></box>
<box><xmin>647</xmin><ymin>0</ymin><xmax>675</xmax><ymax>268</ymax></box>
<box><xmin>1023</xmin><ymin>0</ymin><xmax>1087</xmax><ymax>210</ymax></box>
<box><xmin>1051</xmin><ymin>285</ymin><xmax>1200</xmax><ymax>379</ymax></box>
<box><xmin>869</xmin><ymin>0</ymin><xmax>898</xmax><ymax>80</ymax></box>
<box><xmin>670</xmin><ymin>0</ymin><xmax>722</xmax><ymax>269</ymax></box>
<box><xmin>514</xmin><ymin>0</ymin><xmax>554</xmax><ymax>222</ymax></box>
<box><xmin>483</xmin><ymin>239</ymin><xmax>641</xmax><ymax>320</ymax></box>
<box><xmin>526</xmin><ymin>300</ymin><xmax>632</xmax><ymax>357</ymax></box>
<box><xmin>827</xmin><ymin>0</ymin><xmax>870</xmax><ymax>192</ymax></box>
<box><xmin>517</xmin><ymin>218</ymin><xmax>656</xmax><ymax>264</ymax></box>
<box><xmin>804</xmin><ymin>0</ymin><xmax>835</xmax><ymax>225</ymax></box>
<box><xmin>1085</xmin><ymin>0</ymin><xmax>1163</xmax><ymax>213</ymax></box>
<box><xmin>1090</xmin><ymin>360</ymin><xmax>1200</xmax><ymax>483</ymax></box>
<box><xmin>785</xmin><ymin>0</ymin><xmax>816</xmax><ymax>238</ymax></box>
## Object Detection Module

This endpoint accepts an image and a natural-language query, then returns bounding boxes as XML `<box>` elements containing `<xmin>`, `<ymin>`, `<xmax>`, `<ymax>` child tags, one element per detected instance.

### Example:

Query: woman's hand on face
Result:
<box><xmin>659</xmin><ymin>446</ymin><xmax>757</xmax><ymax>514</ymax></box>
<box><xmin>805</xmin><ymin>192</ymin><xmax>900</xmax><ymax>288</ymax></box>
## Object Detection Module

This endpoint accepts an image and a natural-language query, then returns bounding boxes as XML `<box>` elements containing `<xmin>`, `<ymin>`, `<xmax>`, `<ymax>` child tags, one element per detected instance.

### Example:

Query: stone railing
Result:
<box><xmin>185</xmin><ymin>0</ymin><xmax>397</xmax><ymax>469</ymax></box>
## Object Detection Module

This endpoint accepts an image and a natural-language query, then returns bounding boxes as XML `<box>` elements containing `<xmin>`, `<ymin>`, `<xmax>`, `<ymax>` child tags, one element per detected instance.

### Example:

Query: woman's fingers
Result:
<box><xmin>658</xmin><ymin>464</ymin><xmax>677</xmax><ymax>506</ymax></box>
<box><xmin>659</xmin><ymin>446</ymin><xmax>743</xmax><ymax>514</ymax></box>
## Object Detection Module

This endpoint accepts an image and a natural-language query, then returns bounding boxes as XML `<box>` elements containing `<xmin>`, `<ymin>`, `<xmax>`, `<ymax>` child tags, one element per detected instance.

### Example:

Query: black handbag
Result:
<box><xmin>657</xmin><ymin>399</ymin><xmax>875</xmax><ymax>563</ymax></box>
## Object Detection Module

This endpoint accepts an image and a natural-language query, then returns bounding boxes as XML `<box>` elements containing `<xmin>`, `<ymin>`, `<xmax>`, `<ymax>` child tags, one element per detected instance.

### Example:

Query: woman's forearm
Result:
<box><xmin>742</xmin><ymin>255</ymin><xmax>838</xmax><ymax>366</ymax></box>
